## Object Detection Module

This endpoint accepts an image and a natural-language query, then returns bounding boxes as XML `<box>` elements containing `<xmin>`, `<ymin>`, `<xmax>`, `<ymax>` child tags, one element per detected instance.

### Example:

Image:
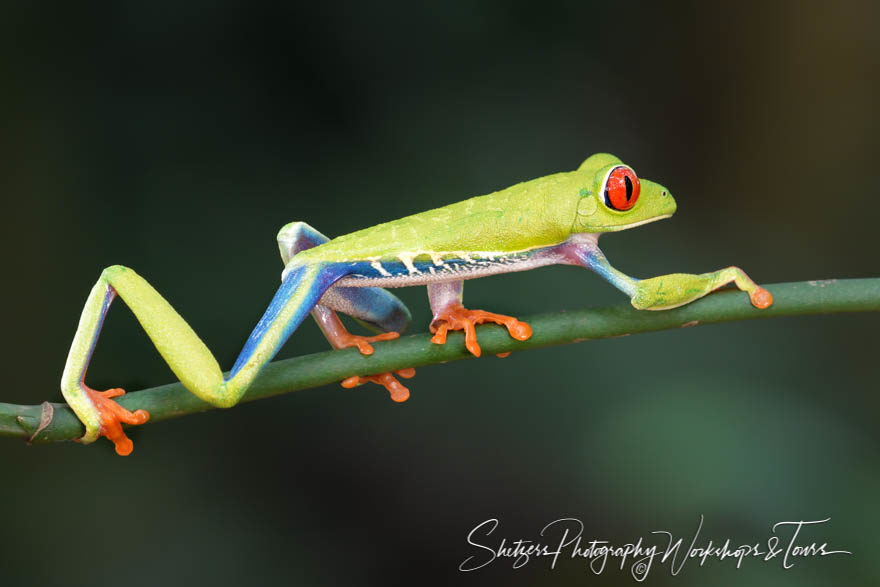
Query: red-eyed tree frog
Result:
<box><xmin>61</xmin><ymin>153</ymin><xmax>773</xmax><ymax>455</ymax></box>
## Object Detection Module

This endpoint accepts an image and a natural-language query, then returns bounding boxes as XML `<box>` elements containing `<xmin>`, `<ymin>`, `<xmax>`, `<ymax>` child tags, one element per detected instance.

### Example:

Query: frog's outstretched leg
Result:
<box><xmin>62</xmin><ymin>262</ymin><xmax>346</xmax><ymax>454</ymax></box>
<box><xmin>559</xmin><ymin>234</ymin><xmax>773</xmax><ymax>310</ymax></box>
<box><xmin>277</xmin><ymin>221</ymin><xmax>415</xmax><ymax>401</ymax></box>
<box><xmin>427</xmin><ymin>281</ymin><xmax>532</xmax><ymax>358</ymax></box>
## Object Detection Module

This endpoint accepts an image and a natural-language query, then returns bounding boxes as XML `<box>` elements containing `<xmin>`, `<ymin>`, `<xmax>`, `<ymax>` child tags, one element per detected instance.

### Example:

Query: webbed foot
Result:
<box><xmin>82</xmin><ymin>387</ymin><xmax>150</xmax><ymax>456</ymax></box>
<box><xmin>341</xmin><ymin>368</ymin><xmax>416</xmax><ymax>402</ymax></box>
<box><xmin>334</xmin><ymin>330</ymin><xmax>400</xmax><ymax>355</ymax></box>
<box><xmin>334</xmin><ymin>331</ymin><xmax>414</xmax><ymax>401</ymax></box>
<box><xmin>429</xmin><ymin>303</ymin><xmax>532</xmax><ymax>357</ymax></box>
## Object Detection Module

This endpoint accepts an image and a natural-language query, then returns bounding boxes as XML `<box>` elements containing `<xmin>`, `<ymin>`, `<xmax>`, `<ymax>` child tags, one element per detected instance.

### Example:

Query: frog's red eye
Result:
<box><xmin>603</xmin><ymin>166</ymin><xmax>640</xmax><ymax>211</ymax></box>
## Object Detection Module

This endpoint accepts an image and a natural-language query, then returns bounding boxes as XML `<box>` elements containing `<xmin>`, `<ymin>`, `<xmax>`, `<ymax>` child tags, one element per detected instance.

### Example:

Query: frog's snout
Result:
<box><xmin>659</xmin><ymin>186</ymin><xmax>677</xmax><ymax>216</ymax></box>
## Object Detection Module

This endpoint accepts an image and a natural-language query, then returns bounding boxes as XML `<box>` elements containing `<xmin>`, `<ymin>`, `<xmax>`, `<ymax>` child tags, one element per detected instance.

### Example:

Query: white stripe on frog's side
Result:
<box><xmin>395</xmin><ymin>249</ymin><xmax>493</xmax><ymax>275</ymax></box>
<box><xmin>368</xmin><ymin>256</ymin><xmax>392</xmax><ymax>277</ymax></box>
<box><xmin>397</xmin><ymin>251</ymin><xmax>421</xmax><ymax>275</ymax></box>
<box><xmin>283</xmin><ymin>234</ymin><xmax>603</xmax><ymax>287</ymax></box>
<box><xmin>335</xmin><ymin>245</ymin><xmax>572</xmax><ymax>289</ymax></box>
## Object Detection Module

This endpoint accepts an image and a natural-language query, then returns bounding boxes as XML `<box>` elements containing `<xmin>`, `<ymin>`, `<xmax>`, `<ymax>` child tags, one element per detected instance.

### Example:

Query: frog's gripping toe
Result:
<box><xmin>750</xmin><ymin>287</ymin><xmax>773</xmax><ymax>309</ymax></box>
<box><xmin>341</xmin><ymin>368</ymin><xmax>416</xmax><ymax>402</ymax></box>
<box><xmin>336</xmin><ymin>331</ymin><xmax>400</xmax><ymax>355</ymax></box>
<box><xmin>83</xmin><ymin>387</ymin><xmax>150</xmax><ymax>456</ymax></box>
<box><xmin>429</xmin><ymin>304</ymin><xmax>532</xmax><ymax>357</ymax></box>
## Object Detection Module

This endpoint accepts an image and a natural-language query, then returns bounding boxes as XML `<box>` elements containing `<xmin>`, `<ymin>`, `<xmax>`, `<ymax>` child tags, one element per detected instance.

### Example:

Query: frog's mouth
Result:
<box><xmin>601</xmin><ymin>214</ymin><xmax>673</xmax><ymax>231</ymax></box>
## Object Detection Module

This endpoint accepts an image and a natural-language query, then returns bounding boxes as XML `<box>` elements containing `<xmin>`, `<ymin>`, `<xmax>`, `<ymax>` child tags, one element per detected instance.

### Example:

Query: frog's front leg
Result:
<box><xmin>427</xmin><ymin>281</ymin><xmax>532</xmax><ymax>357</ymax></box>
<box><xmin>631</xmin><ymin>267</ymin><xmax>773</xmax><ymax>310</ymax></box>
<box><xmin>561</xmin><ymin>235</ymin><xmax>773</xmax><ymax>310</ymax></box>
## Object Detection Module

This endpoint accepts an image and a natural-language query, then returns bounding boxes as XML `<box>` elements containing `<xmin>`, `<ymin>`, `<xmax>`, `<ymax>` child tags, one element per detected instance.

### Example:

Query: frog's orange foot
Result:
<box><xmin>429</xmin><ymin>303</ymin><xmax>532</xmax><ymax>357</ymax></box>
<box><xmin>750</xmin><ymin>287</ymin><xmax>773</xmax><ymax>309</ymax></box>
<box><xmin>335</xmin><ymin>331</ymin><xmax>400</xmax><ymax>355</ymax></box>
<box><xmin>83</xmin><ymin>387</ymin><xmax>150</xmax><ymax>456</ymax></box>
<box><xmin>341</xmin><ymin>368</ymin><xmax>416</xmax><ymax>403</ymax></box>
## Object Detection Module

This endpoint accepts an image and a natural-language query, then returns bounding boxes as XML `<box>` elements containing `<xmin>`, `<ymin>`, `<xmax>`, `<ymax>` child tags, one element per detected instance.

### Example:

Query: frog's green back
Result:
<box><xmin>300</xmin><ymin>171</ymin><xmax>582</xmax><ymax>263</ymax></box>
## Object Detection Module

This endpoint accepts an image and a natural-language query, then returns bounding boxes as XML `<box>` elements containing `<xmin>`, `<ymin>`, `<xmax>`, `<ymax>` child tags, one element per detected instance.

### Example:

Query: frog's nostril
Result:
<box><xmin>661</xmin><ymin>190</ymin><xmax>667</xmax><ymax>197</ymax></box>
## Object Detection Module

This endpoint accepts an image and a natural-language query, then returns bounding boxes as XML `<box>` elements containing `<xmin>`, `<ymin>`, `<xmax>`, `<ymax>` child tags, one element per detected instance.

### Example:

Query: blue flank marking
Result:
<box><xmin>229</xmin><ymin>263</ymin><xmax>349</xmax><ymax>379</ymax></box>
<box><xmin>347</xmin><ymin>260</ymin><xmax>407</xmax><ymax>279</ymax></box>
<box><xmin>346</xmin><ymin>257</ymin><xmax>477</xmax><ymax>280</ymax></box>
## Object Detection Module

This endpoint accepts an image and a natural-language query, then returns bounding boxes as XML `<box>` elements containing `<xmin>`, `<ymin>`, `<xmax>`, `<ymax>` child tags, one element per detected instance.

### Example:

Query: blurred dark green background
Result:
<box><xmin>1</xmin><ymin>1</ymin><xmax>878</xmax><ymax>586</ymax></box>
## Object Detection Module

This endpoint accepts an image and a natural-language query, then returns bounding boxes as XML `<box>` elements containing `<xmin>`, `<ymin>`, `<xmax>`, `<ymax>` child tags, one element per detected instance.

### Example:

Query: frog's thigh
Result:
<box><xmin>277</xmin><ymin>221</ymin><xmax>331</xmax><ymax>263</ymax></box>
<box><xmin>277</xmin><ymin>221</ymin><xmax>411</xmax><ymax>334</ymax></box>
<box><xmin>319</xmin><ymin>286</ymin><xmax>411</xmax><ymax>334</ymax></box>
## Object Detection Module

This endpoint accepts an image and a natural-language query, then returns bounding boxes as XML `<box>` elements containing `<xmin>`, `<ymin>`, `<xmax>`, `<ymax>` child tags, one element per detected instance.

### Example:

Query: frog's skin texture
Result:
<box><xmin>61</xmin><ymin>153</ymin><xmax>772</xmax><ymax>454</ymax></box>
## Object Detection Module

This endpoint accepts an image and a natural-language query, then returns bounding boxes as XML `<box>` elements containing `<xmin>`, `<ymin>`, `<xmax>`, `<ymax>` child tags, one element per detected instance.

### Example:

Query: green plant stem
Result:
<box><xmin>2</xmin><ymin>278</ymin><xmax>878</xmax><ymax>444</ymax></box>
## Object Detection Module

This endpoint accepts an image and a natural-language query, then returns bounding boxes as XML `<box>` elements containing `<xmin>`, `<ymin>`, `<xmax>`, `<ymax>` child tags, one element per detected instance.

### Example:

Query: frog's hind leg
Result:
<box><xmin>278</xmin><ymin>221</ymin><xmax>415</xmax><ymax>401</ymax></box>
<box><xmin>63</xmin><ymin>262</ymin><xmax>345</xmax><ymax>454</ymax></box>
<box><xmin>427</xmin><ymin>281</ymin><xmax>532</xmax><ymax>358</ymax></box>
<box><xmin>311</xmin><ymin>304</ymin><xmax>416</xmax><ymax>402</ymax></box>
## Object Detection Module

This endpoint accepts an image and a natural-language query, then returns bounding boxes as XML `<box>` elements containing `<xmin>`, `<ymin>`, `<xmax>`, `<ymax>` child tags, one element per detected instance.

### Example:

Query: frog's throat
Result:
<box><xmin>598</xmin><ymin>214</ymin><xmax>673</xmax><ymax>232</ymax></box>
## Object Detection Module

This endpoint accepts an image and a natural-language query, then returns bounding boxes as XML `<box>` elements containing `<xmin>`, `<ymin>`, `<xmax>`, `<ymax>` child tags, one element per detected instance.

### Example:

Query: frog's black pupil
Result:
<box><xmin>624</xmin><ymin>175</ymin><xmax>633</xmax><ymax>201</ymax></box>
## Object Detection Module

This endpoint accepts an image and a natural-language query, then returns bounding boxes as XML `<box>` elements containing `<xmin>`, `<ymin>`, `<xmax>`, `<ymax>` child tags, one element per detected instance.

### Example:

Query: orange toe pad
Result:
<box><xmin>83</xmin><ymin>387</ymin><xmax>150</xmax><ymax>456</ymax></box>
<box><xmin>429</xmin><ymin>303</ymin><xmax>532</xmax><ymax>357</ymax></box>
<box><xmin>750</xmin><ymin>287</ymin><xmax>773</xmax><ymax>309</ymax></box>
<box><xmin>335</xmin><ymin>331</ymin><xmax>399</xmax><ymax>355</ymax></box>
<box><xmin>341</xmin><ymin>368</ymin><xmax>415</xmax><ymax>402</ymax></box>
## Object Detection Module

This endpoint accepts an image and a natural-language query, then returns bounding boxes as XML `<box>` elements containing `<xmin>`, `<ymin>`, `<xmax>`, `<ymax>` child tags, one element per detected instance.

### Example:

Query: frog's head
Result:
<box><xmin>571</xmin><ymin>153</ymin><xmax>676</xmax><ymax>233</ymax></box>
